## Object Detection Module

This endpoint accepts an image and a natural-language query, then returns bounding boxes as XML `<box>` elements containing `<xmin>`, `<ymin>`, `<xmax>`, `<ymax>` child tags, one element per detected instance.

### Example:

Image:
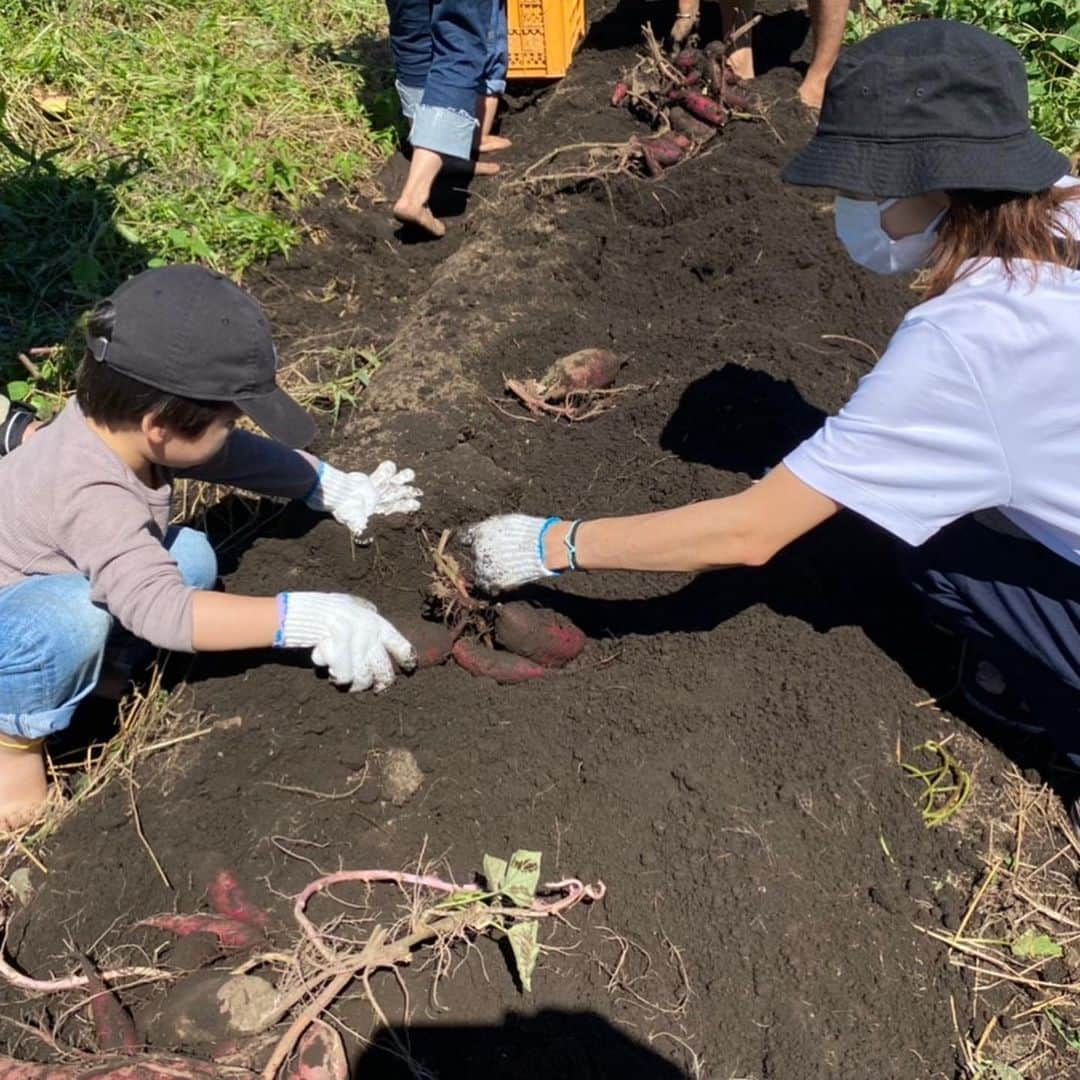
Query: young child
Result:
<box><xmin>0</xmin><ymin>264</ymin><xmax>421</xmax><ymax>831</ymax></box>
<box><xmin>388</xmin><ymin>0</ymin><xmax>500</xmax><ymax>237</ymax></box>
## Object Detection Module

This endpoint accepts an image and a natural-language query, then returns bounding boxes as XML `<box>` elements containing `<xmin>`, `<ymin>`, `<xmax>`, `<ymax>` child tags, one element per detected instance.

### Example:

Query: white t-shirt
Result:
<box><xmin>785</xmin><ymin>175</ymin><xmax>1080</xmax><ymax>564</ymax></box>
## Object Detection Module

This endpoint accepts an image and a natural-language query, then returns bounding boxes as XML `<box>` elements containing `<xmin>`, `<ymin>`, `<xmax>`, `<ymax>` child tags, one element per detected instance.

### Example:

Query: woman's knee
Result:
<box><xmin>167</xmin><ymin>527</ymin><xmax>218</xmax><ymax>590</ymax></box>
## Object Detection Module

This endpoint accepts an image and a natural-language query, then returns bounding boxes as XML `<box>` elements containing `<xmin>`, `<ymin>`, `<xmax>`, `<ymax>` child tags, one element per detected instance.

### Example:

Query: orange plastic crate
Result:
<box><xmin>507</xmin><ymin>0</ymin><xmax>586</xmax><ymax>79</ymax></box>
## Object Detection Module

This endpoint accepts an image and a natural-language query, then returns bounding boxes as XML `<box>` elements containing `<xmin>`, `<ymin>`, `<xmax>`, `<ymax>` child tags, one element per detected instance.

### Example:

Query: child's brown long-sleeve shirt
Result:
<box><xmin>0</xmin><ymin>400</ymin><xmax>319</xmax><ymax>651</ymax></box>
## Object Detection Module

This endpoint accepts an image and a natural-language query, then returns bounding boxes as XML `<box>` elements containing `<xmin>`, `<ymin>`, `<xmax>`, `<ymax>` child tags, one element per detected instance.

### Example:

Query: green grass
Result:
<box><xmin>0</xmin><ymin>0</ymin><xmax>399</xmax><ymax>395</ymax></box>
<box><xmin>848</xmin><ymin>0</ymin><xmax>1080</xmax><ymax>161</ymax></box>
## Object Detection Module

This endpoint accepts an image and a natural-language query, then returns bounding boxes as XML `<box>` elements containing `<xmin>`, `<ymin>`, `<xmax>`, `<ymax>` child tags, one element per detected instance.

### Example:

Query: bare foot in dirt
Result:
<box><xmin>0</xmin><ymin>743</ymin><xmax>49</xmax><ymax>833</ymax></box>
<box><xmin>480</xmin><ymin>134</ymin><xmax>512</xmax><ymax>154</ymax></box>
<box><xmin>798</xmin><ymin>73</ymin><xmax>828</xmax><ymax>112</ymax></box>
<box><xmin>393</xmin><ymin>199</ymin><xmax>446</xmax><ymax>238</ymax></box>
<box><xmin>727</xmin><ymin>44</ymin><xmax>755</xmax><ymax>81</ymax></box>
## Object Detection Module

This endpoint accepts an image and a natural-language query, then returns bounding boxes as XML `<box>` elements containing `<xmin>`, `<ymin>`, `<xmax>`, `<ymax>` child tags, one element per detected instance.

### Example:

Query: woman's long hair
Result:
<box><xmin>923</xmin><ymin>184</ymin><xmax>1080</xmax><ymax>298</ymax></box>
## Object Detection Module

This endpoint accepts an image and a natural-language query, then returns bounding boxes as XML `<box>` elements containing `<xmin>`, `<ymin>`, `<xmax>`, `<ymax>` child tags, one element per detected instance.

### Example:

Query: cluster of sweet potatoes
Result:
<box><xmin>397</xmin><ymin>601</ymin><xmax>586</xmax><ymax>686</ymax></box>
<box><xmin>611</xmin><ymin>33</ymin><xmax>755</xmax><ymax>177</ymax></box>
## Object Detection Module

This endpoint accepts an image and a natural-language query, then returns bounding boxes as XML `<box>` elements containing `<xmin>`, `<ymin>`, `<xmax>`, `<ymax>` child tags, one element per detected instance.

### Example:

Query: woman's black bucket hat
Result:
<box><xmin>781</xmin><ymin>19</ymin><xmax>1069</xmax><ymax>198</ymax></box>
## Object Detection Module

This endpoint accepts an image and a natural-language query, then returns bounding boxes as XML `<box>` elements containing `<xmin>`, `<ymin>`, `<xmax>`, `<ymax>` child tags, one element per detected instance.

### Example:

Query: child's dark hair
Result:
<box><xmin>76</xmin><ymin>301</ymin><xmax>238</xmax><ymax>437</ymax></box>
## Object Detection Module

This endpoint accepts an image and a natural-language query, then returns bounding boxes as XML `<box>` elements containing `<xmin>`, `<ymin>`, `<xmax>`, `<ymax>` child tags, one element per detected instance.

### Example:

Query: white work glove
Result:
<box><xmin>461</xmin><ymin>514</ymin><xmax>561</xmax><ymax>594</ymax></box>
<box><xmin>275</xmin><ymin>592</ymin><xmax>416</xmax><ymax>692</ymax></box>
<box><xmin>305</xmin><ymin>462</ymin><xmax>422</xmax><ymax>539</ymax></box>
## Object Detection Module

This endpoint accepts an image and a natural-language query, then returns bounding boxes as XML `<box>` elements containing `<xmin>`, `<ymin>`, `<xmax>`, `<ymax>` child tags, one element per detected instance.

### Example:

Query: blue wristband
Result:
<box><xmin>536</xmin><ymin>516</ymin><xmax>562</xmax><ymax>575</ymax></box>
<box><xmin>273</xmin><ymin>593</ymin><xmax>289</xmax><ymax>647</ymax></box>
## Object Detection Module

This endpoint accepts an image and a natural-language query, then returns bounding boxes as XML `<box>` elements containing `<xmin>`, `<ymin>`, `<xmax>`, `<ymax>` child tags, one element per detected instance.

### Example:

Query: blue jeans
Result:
<box><xmin>388</xmin><ymin>0</ymin><xmax>488</xmax><ymax>159</ymax></box>
<box><xmin>0</xmin><ymin>527</ymin><xmax>217</xmax><ymax>740</ymax></box>
<box><xmin>484</xmin><ymin>0</ymin><xmax>508</xmax><ymax>96</ymax></box>
<box><xmin>903</xmin><ymin>514</ymin><xmax>1080</xmax><ymax>753</ymax></box>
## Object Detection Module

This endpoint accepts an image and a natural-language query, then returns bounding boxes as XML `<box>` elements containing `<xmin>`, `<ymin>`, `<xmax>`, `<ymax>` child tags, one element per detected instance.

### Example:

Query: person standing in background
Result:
<box><xmin>672</xmin><ymin>0</ymin><xmax>851</xmax><ymax>110</ymax></box>
<box><xmin>388</xmin><ymin>0</ymin><xmax>496</xmax><ymax>237</ymax></box>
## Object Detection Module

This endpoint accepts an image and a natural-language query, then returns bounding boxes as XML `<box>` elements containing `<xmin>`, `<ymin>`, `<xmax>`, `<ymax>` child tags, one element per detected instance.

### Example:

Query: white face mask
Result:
<box><xmin>834</xmin><ymin>197</ymin><xmax>947</xmax><ymax>275</ymax></box>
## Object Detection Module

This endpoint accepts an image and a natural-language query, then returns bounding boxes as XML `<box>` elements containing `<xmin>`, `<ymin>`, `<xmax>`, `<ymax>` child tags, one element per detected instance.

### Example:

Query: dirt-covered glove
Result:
<box><xmin>305</xmin><ymin>461</ymin><xmax>422</xmax><ymax>538</ymax></box>
<box><xmin>275</xmin><ymin>592</ymin><xmax>416</xmax><ymax>692</ymax></box>
<box><xmin>461</xmin><ymin>514</ymin><xmax>562</xmax><ymax>594</ymax></box>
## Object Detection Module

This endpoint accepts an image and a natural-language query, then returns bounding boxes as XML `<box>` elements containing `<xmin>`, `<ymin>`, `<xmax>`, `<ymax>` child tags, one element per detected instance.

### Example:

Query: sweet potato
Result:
<box><xmin>80</xmin><ymin>958</ymin><xmax>139</xmax><ymax>1053</ymax></box>
<box><xmin>452</xmin><ymin>639</ymin><xmax>546</xmax><ymax>684</ymax></box>
<box><xmin>202</xmin><ymin>862</ymin><xmax>269</xmax><ymax>929</ymax></box>
<box><xmin>673</xmin><ymin>48</ymin><xmax>702</xmax><ymax>73</ymax></box>
<box><xmin>669</xmin><ymin>106</ymin><xmax>717</xmax><ymax>144</ymax></box>
<box><xmin>610</xmin><ymin>81</ymin><xmax>629</xmax><ymax>107</ymax></box>
<box><xmin>287</xmin><ymin>1022</ymin><xmax>348</xmax><ymax>1080</ymax></box>
<box><xmin>0</xmin><ymin>1056</ymin><xmax>218</xmax><ymax>1080</ymax></box>
<box><xmin>681</xmin><ymin>91</ymin><xmax>726</xmax><ymax>127</ymax></box>
<box><xmin>494</xmin><ymin>602</ymin><xmax>586</xmax><ymax>669</ymax></box>
<box><xmin>139</xmin><ymin>915</ymin><xmax>262</xmax><ymax>950</ymax></box>
<box><xmin>720</xmin><ymin>85</ymin><xmax>752</xmax><ymax>111</ymax></box>
<box><xmin>538</xmin><ymin>348</ymin><xmax>622</xmax><ymax>401</ymax></box>
<box><xmin>391</xmin><ymin>613</ymin><xmax>455</xmax><ymax>669</ymax></box>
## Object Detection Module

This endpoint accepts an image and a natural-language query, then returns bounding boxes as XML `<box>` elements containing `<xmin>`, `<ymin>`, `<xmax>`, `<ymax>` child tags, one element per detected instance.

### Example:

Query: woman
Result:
<box><xmin>464</xmin><ymin>21</ymin><xmax>1080</xmax><ymax>805</ymax></box>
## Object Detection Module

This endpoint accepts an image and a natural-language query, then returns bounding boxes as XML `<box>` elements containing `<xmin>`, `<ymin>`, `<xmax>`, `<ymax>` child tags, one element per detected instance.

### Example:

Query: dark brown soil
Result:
<box><xmin>3</xmin><ymin>5</ymin><xmax>1034</xmax><ymax>1078</ymax></box>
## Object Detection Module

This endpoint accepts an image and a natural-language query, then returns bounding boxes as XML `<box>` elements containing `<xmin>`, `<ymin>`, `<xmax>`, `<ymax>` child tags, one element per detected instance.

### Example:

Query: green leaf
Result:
<box><xmin>70</xmin><ymin>252</ymin><xmax>101</xmax><ymax>293</ymax></box>
<box><xmin>501</xmin><ymin>850</ymin><xmax>542</xmax><ymax>907</ymax></box>
<box><xmin>483</xmin><ymin>853</ymin><xmax>508</xmax><ymax>893</ymax></box>
<box><xmin>6</xmin><ymin>380</ymin><xmax>30</xmax><ymax>402</ymax></box>
<box><xmin>1010</xmin><ymin>927</ymin><xmax>1062</xmax><ymax>959</ymax></box>
<box><xmin>507</xmin><ymin>920</ymin><xmax>539</xmax><ymax>993</ymax></box>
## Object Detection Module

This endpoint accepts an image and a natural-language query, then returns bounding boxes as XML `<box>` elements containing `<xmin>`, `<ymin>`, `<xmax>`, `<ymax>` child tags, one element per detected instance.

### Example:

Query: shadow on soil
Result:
<box><xmin>355</xmin><ymin>1009</ymin><xmax>689</xmax><ymax>1078</ymax></box>
<box><xmin>0</xmin><ymin>125</ymin><xmax>149</xmax><ymax>376</ymax></box>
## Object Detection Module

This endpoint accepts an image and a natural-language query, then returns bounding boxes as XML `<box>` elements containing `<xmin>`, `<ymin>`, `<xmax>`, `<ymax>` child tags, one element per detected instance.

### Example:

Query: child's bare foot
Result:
<box><xmin>480</xmin><ymin>134</ymin><xmax>512</xmax><ymax>154</ymax></box>
<box><xmin>0</xmin><ymin>742</ymin><xmax>49</xmax><ymax>833</ymax></box>
<box><xmin>393</xmin><ymin>199</ymin><xmax>446</xmax><ymax>238</ymax></box>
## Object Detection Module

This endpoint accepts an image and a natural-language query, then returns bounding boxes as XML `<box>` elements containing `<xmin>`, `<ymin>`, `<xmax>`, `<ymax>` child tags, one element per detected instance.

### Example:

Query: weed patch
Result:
<box><xmin>0</xmin><ymin>0</ymin><xmax>397</xmax><ymax>388</ymax></box>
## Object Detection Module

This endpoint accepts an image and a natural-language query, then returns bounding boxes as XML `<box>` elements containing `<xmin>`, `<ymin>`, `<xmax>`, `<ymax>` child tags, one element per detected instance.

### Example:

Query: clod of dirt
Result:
<box><xmin>391</xmin><ymin>613</ymin><xmax>456</xmax><ymax>669</ymax></box>
<box><xmin>143</xmin><ymin>972</ymin><xmax>279</xmax><ymax>1049</ymax></box>
<box><xmin>494</xmin><ymin>602</ymin><xmax>586</xmax><ymax>669</ymax></box>
<box><xmin>378</xmin><ymin>748</ymin><xmax>425</xmax><ymax>806</ymax></box>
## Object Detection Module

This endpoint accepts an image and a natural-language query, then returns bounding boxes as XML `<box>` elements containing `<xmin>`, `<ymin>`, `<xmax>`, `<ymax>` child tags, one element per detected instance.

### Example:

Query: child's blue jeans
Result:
<box><xmin>484</xmin><ymin>0</ymin><xmax>509</xmax><ymax>96</ymax></box>
<box><xmin>0</xmin><ymin>527</ymin><xmax>216</xmax><ymax>741</ymax></box>
<box><xmin>388</xmin><ymin>0</ymin><xmax>488</xmax><ymax>159</ymax></box>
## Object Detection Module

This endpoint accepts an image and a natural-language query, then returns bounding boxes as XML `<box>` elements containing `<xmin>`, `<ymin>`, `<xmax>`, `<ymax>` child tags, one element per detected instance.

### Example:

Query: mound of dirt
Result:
<box><xmin>4</xmin><ymin>4</ymin><xmax>1011</xmax><ymax>1078</ymax></box>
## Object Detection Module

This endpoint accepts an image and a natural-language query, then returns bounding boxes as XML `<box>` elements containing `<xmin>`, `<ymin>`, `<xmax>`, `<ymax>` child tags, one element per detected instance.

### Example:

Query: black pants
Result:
<box><xmin>902</xmin><ymin>514</ymin><xmax>1080</xmax><ymax>754</ymax></box>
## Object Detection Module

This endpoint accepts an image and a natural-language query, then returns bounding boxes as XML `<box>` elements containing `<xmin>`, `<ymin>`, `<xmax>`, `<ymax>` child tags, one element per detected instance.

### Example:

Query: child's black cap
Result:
<box><xmin>86</xmin><ymin>264</ymin><xmax>316</xmax><ymax>449</ymax></box>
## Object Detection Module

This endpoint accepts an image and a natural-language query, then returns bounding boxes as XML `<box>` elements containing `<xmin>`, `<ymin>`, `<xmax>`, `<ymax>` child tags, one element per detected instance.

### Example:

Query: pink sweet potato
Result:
<box><xmin>494</xmin><ymin>602</ymin><xmax>586</xmax><ymax>669</ymax></box>
<box><xmin>669</xmin><ymin>106</ymin><xmax>718</xmax><ymax>144</ymax></box>
<box><xmin>139</xmin><ymin>915</ymin><xmax>262</xmax><ymax>950</ymax></box>
<box><xmin>673</xmin><ymin>48</ymin><xmax>701</xmax><ymax>72</ymax></box>
<box><xmin>610</xmin><ymin>81</ymin><xmax>629</xmax><ymax>107</ymax></box>
<box><xmin>538</xmin><ymin>348</ymin><xmax>622</xmax><ymax>401</ymax></box>
<box><xmin>681</xmin><ymin>91</ymin><xmax>726</xmax><ymax>127</ymax></box>
<box><xmin>0</xmin><ymin>1055</ymin><xmax>218</xmax><ymax>1080</ymax></box>
<box><xmin>80</xmin><ymin>958</ymin><xmax>139</xmax><ymax>1053</ymax></box>
<box><xmin>201</xmin><ymin>861</ymin><xmax>269</xmax><ymax>929</ymax></box>
<box><xmin>452</xmin><ymin>639</ymin><xmax>546</xmax><ymax>684</ymax></box>
<box><xmin>392</xmin><ymin>614</ymin><xmax>455</xmax><ymax>669</ymax></box>
<box><xmin>286</xmin><ymin>1022</ymin><xmax>348</xmax><ymax>1080</ymax></box>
